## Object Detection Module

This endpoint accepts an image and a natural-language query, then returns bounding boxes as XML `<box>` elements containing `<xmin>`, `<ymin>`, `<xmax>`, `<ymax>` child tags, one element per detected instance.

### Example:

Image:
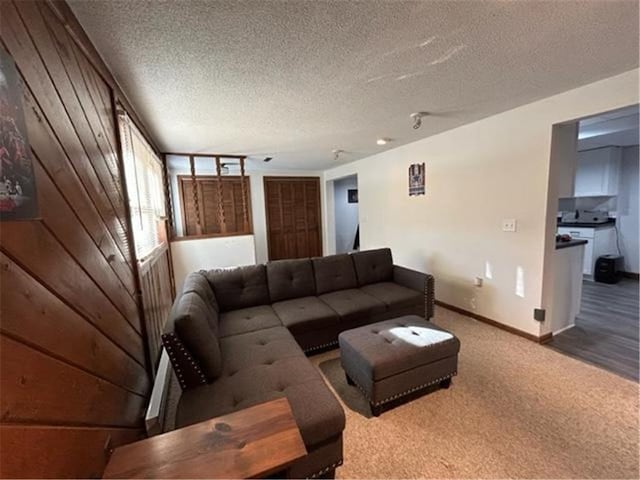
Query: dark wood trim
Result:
<box><xmin>170</xmin><ymin>232</ymin><xmax>254</xmax><ymax>243</ymax></box>
<box><xmin>163</xmin><ymin>152</ymin><xmax>247</xmax><ymax>159</ymax></box>
<box><xmin>435</xmin><ymin>300</ymin><xmax>551</xmax><ymax>344</ymax></box>
<box><xmin>623</xmin><ymin>271</ymin><xmax>640</xmax><ymax>280</ymax></box>
<box><xmin>263</xmin><ymin>176</ymin><xmax>323</xmax><ymax>261</ymax></box>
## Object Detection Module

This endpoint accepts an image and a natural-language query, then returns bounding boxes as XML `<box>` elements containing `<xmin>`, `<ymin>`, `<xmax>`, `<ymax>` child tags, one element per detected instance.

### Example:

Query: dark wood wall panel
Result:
<box><xmin>0</xmin><ymin>1</ymin><xmax>158</xmax><ymax>477</ymax></box>
<box><xmin>1</xmin><ymin>2</ymin><xmax>131</xmax><ymax>261</ymax></box>
<box><xmin>0</xmin><ymin>426</ymin><xmax>140</xmax><ymax>479</ymax></box>
<box><xmin>0</xmin><ymin>254</ymin><xmax>149</xmax><ymax>396</ymax></box>
<box><xmin>139</xmin><ymin>247</ymin><xmax>174</xmax><ymax>376</ymax></box>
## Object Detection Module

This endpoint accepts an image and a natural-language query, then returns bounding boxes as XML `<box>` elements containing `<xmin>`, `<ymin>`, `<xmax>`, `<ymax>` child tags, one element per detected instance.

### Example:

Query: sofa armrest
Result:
<box><xmin>161</xmin><ymin>332</ymin><xmax>207</xmax><ymax>391</ymax></box>
<box><xmin>393</xmin><ymin>265</ymin><xmax>435</xmax><ymax>320</ymax></box>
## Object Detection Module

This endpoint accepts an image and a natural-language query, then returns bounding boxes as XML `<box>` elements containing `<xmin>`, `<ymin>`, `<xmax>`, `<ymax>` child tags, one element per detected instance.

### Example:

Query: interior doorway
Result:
<box><xmin>263</xmin><ymin>176</ymin><xmax>323</xmax><ymax>260</ymax></box>
<box><xmin>333</xmin><ymin>175</ymin><xmax>359</xmax><ymax>254</ymax></box>
<box><xmin>542</xmin><ymin>104</ymin><xmax>639</xmax><ymax>381</ymax></box>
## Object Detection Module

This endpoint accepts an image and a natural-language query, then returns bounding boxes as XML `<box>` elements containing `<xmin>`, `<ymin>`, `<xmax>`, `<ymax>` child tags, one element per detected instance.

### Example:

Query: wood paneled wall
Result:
<box><xmin>139</xmin><ymin>245</ymin><xmax>174</xmax><ymax>378</ymax></box>
<box><xmin>0</xmin><ymin>1</ymin><xmax>161</xmax><ymax>477</ymax></box>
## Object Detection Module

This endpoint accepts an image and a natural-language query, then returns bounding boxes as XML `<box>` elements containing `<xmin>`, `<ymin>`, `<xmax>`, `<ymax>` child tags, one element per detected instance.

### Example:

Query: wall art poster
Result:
<box><xmin>408</xmin><ymin>162</ymin><xmax>425</xmax><ymax>196</ymax></box>
<box><xmin>0</xmin><ymin>47</ymin><xmax>38</xmax><ymax>220</ymax></box>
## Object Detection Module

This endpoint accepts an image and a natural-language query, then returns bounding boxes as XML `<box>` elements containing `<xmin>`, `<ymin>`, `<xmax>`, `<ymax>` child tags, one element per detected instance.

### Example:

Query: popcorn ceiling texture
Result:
<box><xmin>70</xmin><ymin>0</ymin><xmax>639</xmax><ymax>169</ymax></box>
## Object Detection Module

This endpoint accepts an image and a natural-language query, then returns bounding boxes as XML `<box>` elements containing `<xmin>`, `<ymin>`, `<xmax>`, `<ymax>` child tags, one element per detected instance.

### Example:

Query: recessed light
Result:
<box><xmin>377</xmin><ymin>138</ymin><xmax>390</xmax><ymax>145</ymax></box>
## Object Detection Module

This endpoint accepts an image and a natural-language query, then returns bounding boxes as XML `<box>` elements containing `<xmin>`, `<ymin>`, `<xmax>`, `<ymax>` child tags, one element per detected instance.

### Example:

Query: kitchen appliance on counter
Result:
<box><xmin>560</xmin><ymin>209</ymin><xmax>609</xmax><ymax>224</ymax></box>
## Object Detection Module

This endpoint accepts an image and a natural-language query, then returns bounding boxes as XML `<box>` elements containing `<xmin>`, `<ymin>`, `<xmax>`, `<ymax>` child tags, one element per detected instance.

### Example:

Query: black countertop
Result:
<box><xmin>557</xmin><ymin>218</ymin><xmax>616</xmax><ymax>228</ymax></box>
<box><xmin>556</xmin><ymin>239</ymin><xmax>588</xmax><ymax>250</ymax></box>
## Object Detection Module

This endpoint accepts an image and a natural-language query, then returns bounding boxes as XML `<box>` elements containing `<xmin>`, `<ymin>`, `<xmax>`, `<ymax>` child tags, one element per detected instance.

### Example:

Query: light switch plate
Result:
<box><xmin>502</xmin><ymin>219</ymin><xmax>517</xmax><ymax>232</ymax></box>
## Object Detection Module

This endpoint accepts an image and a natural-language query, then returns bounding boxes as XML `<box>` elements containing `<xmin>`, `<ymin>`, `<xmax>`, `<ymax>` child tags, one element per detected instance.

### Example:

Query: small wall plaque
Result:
<box><xmin>408</xmin><ymin>163</ymin><xmax>425</xmax><ymax>196</ymax></box>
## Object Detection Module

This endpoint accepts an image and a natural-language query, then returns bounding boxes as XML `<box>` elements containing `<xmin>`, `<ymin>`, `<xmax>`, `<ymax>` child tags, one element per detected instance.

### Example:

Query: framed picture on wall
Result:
<box><xmin>0</xmin><ymin>47</ymin><xmax>39</xmax><ymax>220</ymax></box>
<box><xmin>348</xmin><ymin>188</ymin><xmax>358</xmax><ymax>203</ymax></box>
<box><xmin>408</xmin><ymin>163</ymin><xmax>425</xmax><ymax>196</ymax></box>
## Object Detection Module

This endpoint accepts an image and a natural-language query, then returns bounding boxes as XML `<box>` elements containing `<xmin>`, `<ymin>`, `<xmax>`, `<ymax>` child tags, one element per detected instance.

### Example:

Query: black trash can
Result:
<box><xmin>594</xmin><ymin>255</ymin><xmax>624</xmax><ymax>284</ymax></box>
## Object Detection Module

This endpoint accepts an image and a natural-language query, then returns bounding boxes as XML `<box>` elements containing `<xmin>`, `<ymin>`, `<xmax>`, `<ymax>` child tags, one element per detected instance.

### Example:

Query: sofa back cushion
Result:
<box><xmin>182</xmin><ymin>271</ymin><xmax>219</xmax><ymax>312</ymax></box>
<box><xmin>352</xmin><ymin>248</ymin><xmax>394</xmax><ymax>286</ymax></box>
<box><xmin>266</xmin><ymin>258</ymin><xmax>316</xmax><ymax>302</ymax></box>
<box><xmin>171</xmin><ymin>291</ymin><xmax>222</xmax><ymax>382</ymax></box>
<box><xmin>312</xmin><ymin>254</ymin><xmax>358</xmax><ymax>295</ymax></box>
<box><xmin>206</xmin><ymin>264</ymin><xmax>270</xmax><ymax>312</ymax></box>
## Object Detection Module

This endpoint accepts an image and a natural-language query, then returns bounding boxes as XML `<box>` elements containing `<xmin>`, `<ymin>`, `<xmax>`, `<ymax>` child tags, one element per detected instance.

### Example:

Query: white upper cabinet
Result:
<box><xmin>574</xmin><ymin>147</ymin><xmax>621</xmax><ymax>197</ymax></box>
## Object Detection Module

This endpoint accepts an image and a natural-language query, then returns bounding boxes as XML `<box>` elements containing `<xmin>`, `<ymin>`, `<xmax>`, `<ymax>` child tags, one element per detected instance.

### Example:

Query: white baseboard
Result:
<box><xmin>553</xmin><ymin>323</ymin><xmax>575</xmax><ymax>335</ymax></box>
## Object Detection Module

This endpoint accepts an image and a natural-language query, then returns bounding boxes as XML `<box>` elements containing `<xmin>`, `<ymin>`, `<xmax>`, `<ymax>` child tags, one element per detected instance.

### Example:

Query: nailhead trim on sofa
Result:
<box><xmin>303</xmin><ymin>339</ymin><xmax>339</xmax><ymax>354</ymax></box>
<box><xmin>161</xmin><ymin>332</ymin><xmax>207</xmax><ymax>390</ymax></box>
<box><xmin>309</xmin><ymin>459</ymin><xmax>344</xmax><ymax>479</ymax></box>
<box><xmin>425</xmin><ymin>273</ymin><xmax>435</xmax><ymax>320</ymax></box>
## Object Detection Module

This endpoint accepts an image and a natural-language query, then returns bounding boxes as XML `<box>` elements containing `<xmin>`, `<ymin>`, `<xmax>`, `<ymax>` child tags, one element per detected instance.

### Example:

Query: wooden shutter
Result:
<box><xmin>179</xmin><ymin>176</ymin><xmax>252</xmax><ymax>237</ymax></box>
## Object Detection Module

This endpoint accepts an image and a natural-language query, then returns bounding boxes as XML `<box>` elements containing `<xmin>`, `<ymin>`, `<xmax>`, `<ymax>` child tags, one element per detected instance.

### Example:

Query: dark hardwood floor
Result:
<box><xmin>547</xmin><ymin>278</ymin><xmax>639</xmax><ymax>381</ymax></box>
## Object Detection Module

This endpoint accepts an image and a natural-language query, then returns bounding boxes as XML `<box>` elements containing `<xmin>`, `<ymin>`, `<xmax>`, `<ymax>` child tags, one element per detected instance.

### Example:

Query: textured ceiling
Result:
<box><xmin>70</xmin><ymin>0</ymin><xmax>639</xmax><ymax>170</ymax></box>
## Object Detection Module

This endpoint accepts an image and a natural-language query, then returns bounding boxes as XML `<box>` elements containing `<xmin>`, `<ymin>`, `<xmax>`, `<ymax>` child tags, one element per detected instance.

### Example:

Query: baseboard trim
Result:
<box><xmin>622</xmin><ymin>271</ymin><xmax>639</xmax><ymax>280</ymax></box>
<box><xmin>435</xmin><ymin>300</ymin><xmax>552</xmax><ymax>344</ymax></box>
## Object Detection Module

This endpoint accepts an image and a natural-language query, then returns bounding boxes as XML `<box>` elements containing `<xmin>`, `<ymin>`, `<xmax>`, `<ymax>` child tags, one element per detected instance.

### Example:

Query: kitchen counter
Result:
<box><xmin>556</xmin><ymin>239</ymin><xmax>588</xmax><ymax>250</ymax></box>
<box><xmin>557</xmin><ymin>219</ymin><xmax>615</xmax><ymax>228</ymax></box>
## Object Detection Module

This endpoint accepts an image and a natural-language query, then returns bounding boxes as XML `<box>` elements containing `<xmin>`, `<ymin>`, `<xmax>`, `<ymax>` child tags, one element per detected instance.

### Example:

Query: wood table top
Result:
<box><xmin>103</xmin><ymin>398</ymin><xmax>307</xmax><ymax>479</ymax></box>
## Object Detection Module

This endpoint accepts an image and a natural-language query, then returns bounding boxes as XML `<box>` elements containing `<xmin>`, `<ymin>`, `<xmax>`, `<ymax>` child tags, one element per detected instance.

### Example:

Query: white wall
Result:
<box><xmin>170</xmin><ymin>235</ymin><xmax>256</xmax><ymax>293</ymax></box>
<box><xmin>323</xmin><ymin>69</ymin><xmax>639</xmax><ymax>337</ymax></box>
<box><xmin>618</xmin><ymin>145</ymin><xmax>639</xmax><ymax>273</ymax></box>
<box><xmin>333</xmin><ymin>175</ymin><xmax>359</xmax><ymax>254</ymax></box>
<box><xmin>167</xmin><ymin>157</ymin><xmax>325</xmax><ymax>280</ymax></box>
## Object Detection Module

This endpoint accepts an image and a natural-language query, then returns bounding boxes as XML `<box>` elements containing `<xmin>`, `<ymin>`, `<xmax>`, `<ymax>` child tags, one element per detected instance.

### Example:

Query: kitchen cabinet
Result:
<box><xmin>557</xmin><ymin>225</ymin><xmax>617</xmax><ymax>277</ymax></box>
<box><xmin>574</xmin><ymin>147</ymin><xmax>621</xmax><ymax>197</ymax></box>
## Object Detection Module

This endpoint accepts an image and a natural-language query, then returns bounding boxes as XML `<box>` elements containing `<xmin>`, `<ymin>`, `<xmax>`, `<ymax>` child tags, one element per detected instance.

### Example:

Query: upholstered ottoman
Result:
<box><xmin>339</xmin><ymin>315</ymin><xmax>460</xmax><ymax>416</ymax></box>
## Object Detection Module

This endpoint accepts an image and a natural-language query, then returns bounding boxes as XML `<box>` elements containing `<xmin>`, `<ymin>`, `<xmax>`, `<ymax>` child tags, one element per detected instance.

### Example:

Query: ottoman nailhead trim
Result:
<box><xmin>308</xmin><ymin>459</ymin><xmax>344</xmax><ymax>479</ymax></box>
<box><xmin>347</xmin><ymin>371</ymin><xmax>458</xmax><ymax>407</ymax></box>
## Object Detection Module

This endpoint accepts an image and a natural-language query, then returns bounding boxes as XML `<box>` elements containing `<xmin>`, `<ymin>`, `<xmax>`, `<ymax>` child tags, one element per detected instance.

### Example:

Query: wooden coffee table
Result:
<box><xmin>103</xmin><ymin>397</ymin><xmax>307</xmax><ymax>479</ymax></box>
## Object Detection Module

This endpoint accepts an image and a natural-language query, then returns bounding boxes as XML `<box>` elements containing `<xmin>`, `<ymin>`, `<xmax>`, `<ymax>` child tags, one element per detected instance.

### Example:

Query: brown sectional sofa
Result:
<box><xmin>162</xmin><ymin>248</ymin><xmax>434</xmax><ymax>478</ymax></box>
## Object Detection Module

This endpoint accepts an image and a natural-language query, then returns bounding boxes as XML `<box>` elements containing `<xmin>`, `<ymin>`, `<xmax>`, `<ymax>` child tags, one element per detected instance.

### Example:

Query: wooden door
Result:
<box><xmin>264</xmin><ymin>177</ymin><xmax>322</xmax><ymax>260</ymax></box>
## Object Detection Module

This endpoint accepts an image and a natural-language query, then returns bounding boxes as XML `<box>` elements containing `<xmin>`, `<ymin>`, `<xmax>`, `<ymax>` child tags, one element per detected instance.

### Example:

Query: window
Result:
<box><xmin>178</xmin><ymin>175</ymin><xmax>252</xmax><ymax>237</ymax></box>
<box><xmin>118</xmin><ymin>112</ymin><xmax>166</xmax><ymax>260</ymax></box>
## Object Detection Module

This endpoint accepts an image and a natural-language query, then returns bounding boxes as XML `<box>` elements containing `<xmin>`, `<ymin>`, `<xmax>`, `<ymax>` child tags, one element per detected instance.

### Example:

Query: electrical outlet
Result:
<box><xmin>502</xmin><ymin>219</ymin><xmax>517</xmax><ymax>232</ymax></box>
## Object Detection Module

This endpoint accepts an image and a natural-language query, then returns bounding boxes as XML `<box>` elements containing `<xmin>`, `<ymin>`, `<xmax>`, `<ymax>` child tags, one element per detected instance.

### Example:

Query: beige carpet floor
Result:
<box><xmin>311</xmin><ymin>307</ymin><xmax>639</xmax><ymax>479</ymax></box>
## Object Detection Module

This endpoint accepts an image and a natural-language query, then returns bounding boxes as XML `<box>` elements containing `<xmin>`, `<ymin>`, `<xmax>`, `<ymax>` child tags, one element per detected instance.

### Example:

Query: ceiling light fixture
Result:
<box><xmin>410</xmin><ymin>111</ymin><xmax>429</xmax><ymax>130</ymax></box>
<box><xmin>376</xmin><ymin>138</ymin><xmax>391</xmax><ymax>145</ymax></box>
<box><xmin>332</xmin><ymin>149</ymin><xmax>344</xmax><ymax>161</ymax></box>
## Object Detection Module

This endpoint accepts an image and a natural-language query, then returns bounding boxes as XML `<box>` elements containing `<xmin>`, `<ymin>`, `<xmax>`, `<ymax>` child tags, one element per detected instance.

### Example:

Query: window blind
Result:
<box><xmin>118</xmin><ymin>113</ymin><xmax>166</xmax><ymax>261</ymax></box>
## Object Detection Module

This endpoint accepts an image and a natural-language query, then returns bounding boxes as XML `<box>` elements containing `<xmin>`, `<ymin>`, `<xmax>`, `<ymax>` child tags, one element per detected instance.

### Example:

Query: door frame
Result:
<box><xmin>263</xmin><ymin>176</ymin><xmax>323</xmax><ymax>261</ymax></box>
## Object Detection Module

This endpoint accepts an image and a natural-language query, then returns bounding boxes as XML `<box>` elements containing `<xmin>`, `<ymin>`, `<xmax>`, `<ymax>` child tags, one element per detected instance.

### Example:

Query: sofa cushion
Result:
<box><xmin>205</xmin><ymin>265</ymin><xmax>270</xmax><ymax>312</ymax></box>
<box><xmin>266</xmin><ymin>258</ymin><xmax>316</xmax><ymax>302</ymax></box>
<box><xmin>319</xmin><ymin>288</ymin><xmax>385</xmax><ymax>324</ymax></box>
<box><xmin>172</xmin><ymin>291</ymin><xmax>222</xmax><ymax>381</ymax></box>
<box><xmin>272</xmin><ymin>296</ymin><xmax>340</xmax><ymax>334</ymax></box>
<box><xmin>312</xmin><ymin>254</ymin><xmax>357</xmax><ymax>295</ymax></box>
<box><xmin>351</xmin><ymin>248</ymin><xmax>393</xmax><ymax>286</ymax></box>
<box><xmin>176</xmin><ymin>326</ymin><xmax>346</xmax><ymax>447</ymax></box>
<box><xmin>182</xmin><ymin>271</ymin><xmax>219</xmax><ymax>312</ymax></box>
<box><xmin>360</xmin><ymin>282</ymin><xmax>422</xmax><ymax>310</ymax></box>
<box><xmin>218</xmin><ymin>305</ymin><xmax>283</xmax><ymax>338</ymax></box>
